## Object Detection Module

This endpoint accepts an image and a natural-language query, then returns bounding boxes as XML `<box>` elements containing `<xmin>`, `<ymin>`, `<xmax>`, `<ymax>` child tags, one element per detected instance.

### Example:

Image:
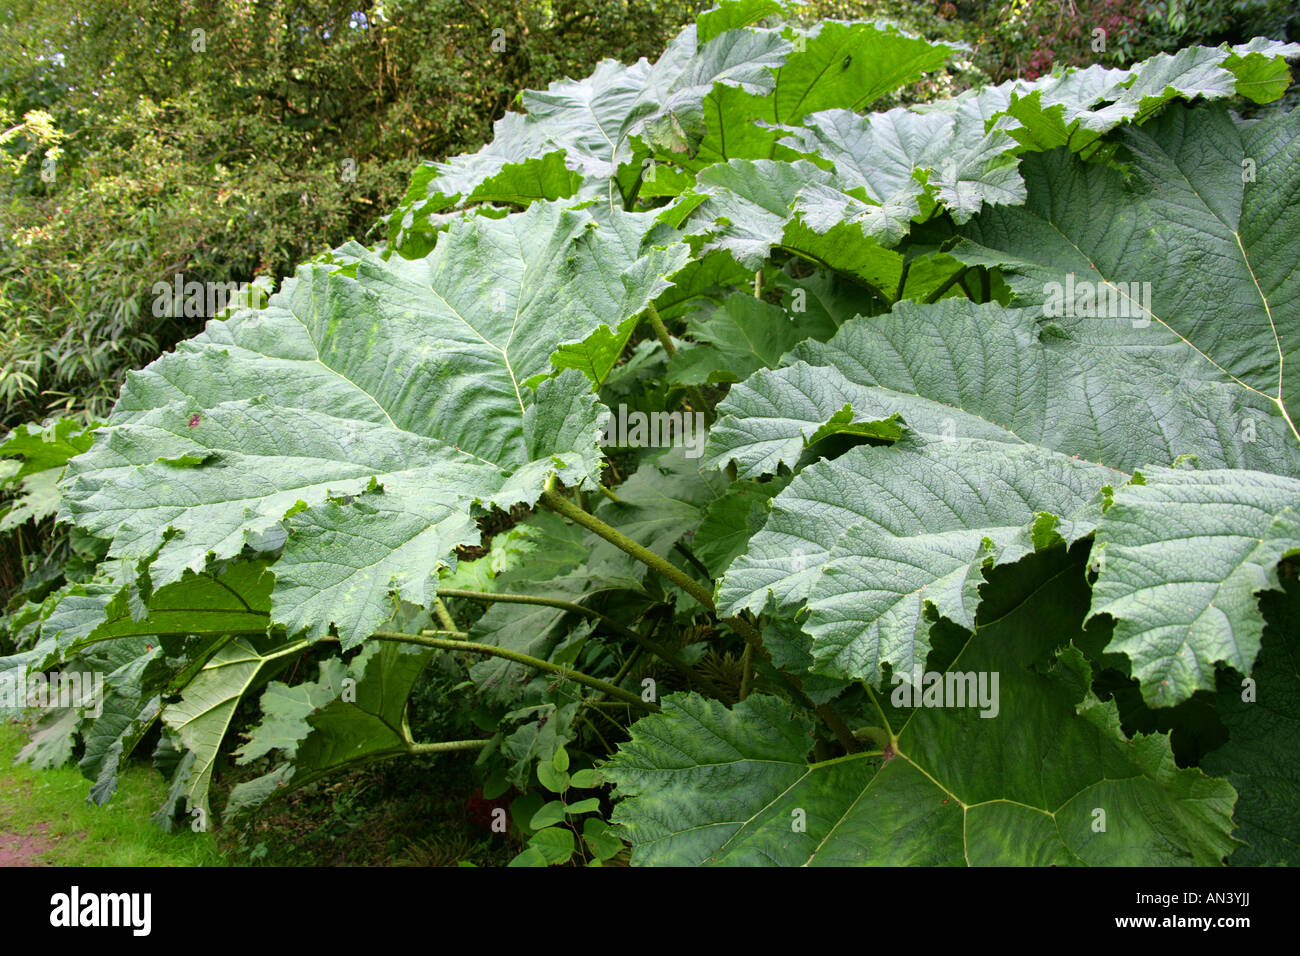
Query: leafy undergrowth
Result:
<box><xmin>219</xmin><ymin>752</ymin><xmax>519</xmax><ymax>867</ymax></box>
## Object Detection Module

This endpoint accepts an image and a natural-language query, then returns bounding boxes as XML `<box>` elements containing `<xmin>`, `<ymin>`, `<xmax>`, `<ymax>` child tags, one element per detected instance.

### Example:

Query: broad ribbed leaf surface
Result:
<box><xmin>957</xmin><ymin>104</ymin><xmax>1300</xmax><ymax>447</ymax></box>
<box><xmin>608</xmin><ymin>549</ymin><xmax>1238</xmax><ymax>865</ymax></box>
<box><xmin>62</xmin><ymin>205</ymin><xmax>686</xmax><ymax>645</ymax></box>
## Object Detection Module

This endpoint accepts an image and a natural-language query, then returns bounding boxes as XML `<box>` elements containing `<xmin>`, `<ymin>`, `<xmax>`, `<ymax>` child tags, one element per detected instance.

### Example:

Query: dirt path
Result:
<box><xmin>0</xmin><ymin>823</ymin><xmax>51</xmax><ymax>866</ymax></box>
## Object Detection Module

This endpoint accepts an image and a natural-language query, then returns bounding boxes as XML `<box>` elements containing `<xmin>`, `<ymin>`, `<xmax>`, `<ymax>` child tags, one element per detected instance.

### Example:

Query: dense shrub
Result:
<box><xmin>0</xmin><ymin>0</ymin><xmax>712</xmax><ymax>430</ymax></box>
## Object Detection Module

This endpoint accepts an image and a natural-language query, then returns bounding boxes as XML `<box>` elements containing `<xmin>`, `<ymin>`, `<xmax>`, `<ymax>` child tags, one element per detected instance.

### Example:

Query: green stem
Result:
<box><xmin>420</xmin><ymin>628</ymin><xmax>470</xmax><ymax>639</ymax></box>
<box><xmin>582</xmin><ymin>712</ymin><xmax>620</xmax><ymax>751</ymax></box>
<box><xmin>371</xmin><ymin>630</ymin><xmax>653</xmax><ymax>709</ymax></box>
<box><xmin>958</xmin><ymin>271</ymin><xmax>978</xmax><ymax>302</ymax></box>
<box><xmin>645</xmin><ymin>300</ymin><xmax>677</xmax><ymax>356</ymax></box>
<box><xmin>815</xmin><ymin>703</ymin><xmax>861</xmax><ymax>754</ymax></box>
<box><xmin>408</xmin><ymin>739</ymin><xmax>489</xmax><ymax>755</ymax></box>
<box><xmin>674</xmin><ymin>541</ymin><xmax>713</xmax><ymax>582</ymax></box>
<box><xmin>645</xmin><ymin>302</ymin><xmax>714</xmax><ymax>423</ymax></box>
<box><xmin>69</xmin><ymin>625</ymin><xmax>268</xmax><ymax>655</ymax></box>
<box><xmin>166</xmin><ymin>634</ymin><xmax>239</xmax><ymax>692</ymax></box>
<box><xmin>432</xmin><ymin>597</ymin><xmax>458</xmax><ymax>632</ymax></box>
<box><xmin>438</xmin><ymin>588</ymin><xmax>600</xmax><ymax>615</ymax></box>
<box><xmin>610</xmin><ymin>644</ymin><xmax>645</xmax><ymax>688</ymax></box>
<box><xmin>861</xmin><ymin>679</ymin><xmax>896</xmax><ymax>742</ymax></box>
<box><xmin>739</xmin><ymin>643</ymin><xmax>753</xmax><ymax>701</ymax></box>
<box><xmin>541</xmin><ymin>489</ymin><xmax>861</xmax><ymax>754</ymax></box>
<box><xmin>575</xmin><ymin>620</ymin><xmax>659</xmax><ymax>731</ymax></box>
<box><xmin>807</xmin><ymin>748</ymin><xmax>885</xmax><ymax>770</ymax></box>
<box><xmin>436</xmin><ymin>587</ymin><xmax>691</xmax><ymax>675</ymax></box>
<box><xmin>540</xmin><ymin>480</ymin><xmax>717</xmax><ymax>611</ymax></box>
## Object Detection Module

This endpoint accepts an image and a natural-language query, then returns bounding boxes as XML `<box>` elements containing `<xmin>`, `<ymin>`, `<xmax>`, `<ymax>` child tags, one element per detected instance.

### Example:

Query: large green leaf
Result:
<box><xmin>438</xmin><ymin>510</ymin><xmax>588</xmax><ymax>594</ymax></box>
<box><xmin>647</xmin><ymin>251</ymin><xmax>752</xmax><ymax>321</ymax></box>
<box><xmin>668</xmin><ymin>293</ymin><xmax>838</xmax><ymax>386</ymax></box>
<box><xmin>607</xmin><ymin>547</ymin><xmax>1238</xmax><ymax>865</ymax></box>
<box><xmin>619</xmin><ymin>24</ymin><xmax>791</xmax><ymax>160</ymax></box>
<box><xmin>718</xmin><ymin>434</ymin><xmax>1118</xmax><ymax>681</ymax></box>
<box><xmin>705</xmin><ymin>298</ymin><xmax>1299</xmax><ymax>479</ymax></box>
<box><xmin>0</xmin><ymin>418</ymin><xmax>98</xmax><ymax>480</ymax></box>
<box><xmin>696</xmin><ymin>0</ymin><xmax>786</xmax><ymax>42</ymax></box>
<box><xmin>387</xmin><ymin>4</ymin><xmax>973</xmax><ymax>235</ymax></box>
<box><xmin>465</xmin><ymin>576</ymin><xmax>607</xmax><ymax>705</ymax></box>
<box><xmin>62</xmin><ymin>205</ymin><xmax>686</xmax><ymax>646</ymax></box>
<box><xmin>685</xmin><ymin>20</ymin><xmax>957</xmax><ymax>168</ymax></box>
<box><xmin>956</xmin><ymin>103</ymin><xmax>1300</xmax><ymax>450</ymax></box>
<box><xmin>79</xmin><ymin>644</ymin><xmax>166</xmax><ymax>804</ymax></box>
<box><xmin>669</xmin><ymin>158</ymin><xmax>982</xmax><ymax>301</ymax></box>
<box><xmin>232</xmin><ymin>657</ymin><xmax>348</xmax><ymax>764</ymax></box>
<box><xmin>778</xmin><ymin>41</ymin><xmax>1299</xmax><ymax>233</ymax></box>
<box><xmin>38</xmin><ymin>561</ymin><xmax>273</xmax><ymax>661</ymax></box>
<box><xmin>779</xmin><ymin>103</ymin><xmax>1023</xmax><ymax>230</ymax></box>
<box><xmin>225</xmin><ymin>641</ymin><xmax>432</xmax><ymax>819</ymax></box>
<box><xmin>719</xmin><ymin>433</ymin><xmax>1299</xmax><ymax>704</ymax></box>
<box><xmin>709</xmin><ymin>278</ymin><xmax>1300</xmax><ymax>699</ymax></box>
<box><xmin>16</xmin><ymin>706</ymin><xmax>81</xmax><ymax>769</ymax></box>
<box><xmin>994</xmin><ymin>40</ymin><xmax>1300</xmax><ymax>151</ymax></box>
<box><xmin>691</xmin><ymin>477</ymin><xmax>787</xmax><ymax>578</ymax></box>
<box><xmin>0</xmin><ymin>418</ymin><xmax>98</xmax><ymax>530</ymax></box>
<box><xmin>159</xmin><ymin>637</ymin><xmax>309</xmax><ymax>822</ymax></box>
<box><xmin>549</xmin><ymin>208</ymin><xmax>692</xmax><ymax>384</ymax></box>
<box><xmin>669</xmin><ymin>158</ymin><xmax>872</xmax><ymax>268</ymax></box>
<box><xmin>678</xmin><ymin>42</ymin><xmax>1298</xmax><ymax>273</ymax></box>
<box><xmin>584</xmin><ymin>448</ymin><xmax>730</xmax><ymax>590</ymax></box>
<box><xmin>1087</xmin><ymin>467</ymin><xmax>1300</xmax><ymax>706</ymax></box>
<box><xmin>388</xmin><ymin>9</ymin><xmax>793</xmax><ymax>239</ymax></box>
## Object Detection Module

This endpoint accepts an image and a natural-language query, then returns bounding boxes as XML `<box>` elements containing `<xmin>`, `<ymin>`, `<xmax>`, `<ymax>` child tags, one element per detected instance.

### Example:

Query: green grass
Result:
<box><xmin>0</xmin><ymin>720</ymin><xmax>229</xmax><ymax>866</ymax></box>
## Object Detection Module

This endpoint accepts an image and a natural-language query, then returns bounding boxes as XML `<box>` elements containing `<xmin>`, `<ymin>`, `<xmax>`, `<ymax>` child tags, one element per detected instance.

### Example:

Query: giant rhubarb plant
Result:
<box><xmin>2</xmin><ymin>0</ymin><xmax>1297</xmax><ymax>865</ymax></box>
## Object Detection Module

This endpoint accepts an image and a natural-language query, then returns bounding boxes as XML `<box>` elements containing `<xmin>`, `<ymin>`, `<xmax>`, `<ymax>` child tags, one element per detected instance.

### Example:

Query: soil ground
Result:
<box><xmin>0</xmin><ymin>820</ymin><xmax>50</xmax><ymax>866</ymax></box>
